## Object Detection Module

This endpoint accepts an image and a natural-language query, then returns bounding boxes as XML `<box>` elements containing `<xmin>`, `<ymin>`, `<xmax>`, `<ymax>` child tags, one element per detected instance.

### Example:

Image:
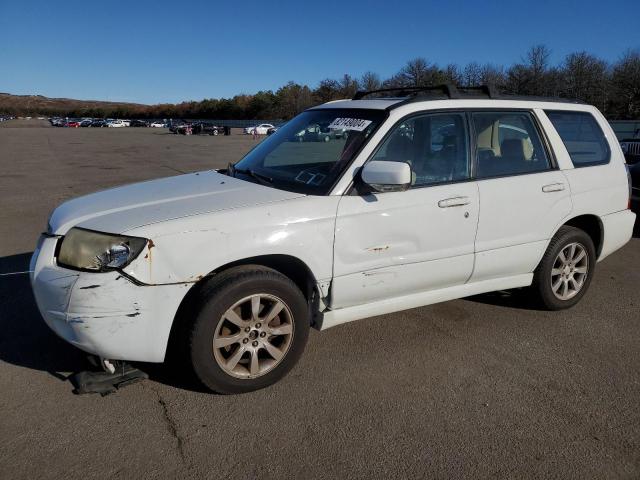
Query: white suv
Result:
<box><xmin>31</xmin><ymin>86</ymin><xmax>636</xmax><ymax>393</ymax></box>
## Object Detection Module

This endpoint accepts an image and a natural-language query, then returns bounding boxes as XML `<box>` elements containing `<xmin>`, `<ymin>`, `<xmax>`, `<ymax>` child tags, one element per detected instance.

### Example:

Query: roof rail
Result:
<box><xmin>456</xmin><ymin>85</ymin><xmax>500</xmax><ymax>98</ymax></box>
<box><xmin>352</xmin><ymin>85</ymin><xmax>588</xmax><ymax>107</ymax></box>
<box><xmin>352</xmin><ymin>84</ymin><xmax>464</xmax><ymax>100</ymax></box>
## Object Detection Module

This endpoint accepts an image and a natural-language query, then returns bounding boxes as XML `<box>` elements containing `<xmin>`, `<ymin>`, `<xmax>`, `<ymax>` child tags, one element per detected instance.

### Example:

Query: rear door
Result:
<box><xmin>469</xmin><ymin>110</ymin><xmax>572</xmax><ymax>282</ymax></box>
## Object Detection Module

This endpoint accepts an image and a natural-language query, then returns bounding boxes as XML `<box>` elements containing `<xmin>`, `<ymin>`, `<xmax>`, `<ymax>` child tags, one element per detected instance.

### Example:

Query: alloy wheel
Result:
<box><xmin>550</xmin><ymin>242</ymin><xmax>589</xmax><ymax>301</ymax></box>
<box><xmin>213</xmin><ymin>294</ymin><xmax>294</xmax><ymax>379</ymax></box>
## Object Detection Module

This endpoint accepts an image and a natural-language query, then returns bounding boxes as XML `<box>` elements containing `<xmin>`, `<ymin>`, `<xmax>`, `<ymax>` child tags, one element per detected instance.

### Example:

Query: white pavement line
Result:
<box><xmin>0</xmin><ymin>271</ymin><xmax>33</xmax><ymax>276</ymax></box>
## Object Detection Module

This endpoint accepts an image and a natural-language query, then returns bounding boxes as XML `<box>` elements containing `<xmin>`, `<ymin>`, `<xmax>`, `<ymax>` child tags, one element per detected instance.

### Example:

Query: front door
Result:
<box><xmin>331</xmin><ymin>111</ymin><xmax>479</xmax><ymax>309</ymax></box>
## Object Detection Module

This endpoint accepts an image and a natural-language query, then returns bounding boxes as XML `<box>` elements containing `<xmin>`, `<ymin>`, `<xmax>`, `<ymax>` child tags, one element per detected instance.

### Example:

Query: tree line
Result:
<box><xmin>8</xmin><ymin>46</ymin><xmax>640</xmax><ymax>120</ymax></box>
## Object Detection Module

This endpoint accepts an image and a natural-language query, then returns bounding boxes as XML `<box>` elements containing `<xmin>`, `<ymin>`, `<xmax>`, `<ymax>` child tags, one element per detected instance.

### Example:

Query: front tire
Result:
<box><xmin>187</xmin><ymin>266</ymin><xmax>309</xmax><ymax>394</ymax></box>
<box><xmin>531</xmin><ymin>226</ymin><xmax>596</xmax><ymax>310</ymax></box>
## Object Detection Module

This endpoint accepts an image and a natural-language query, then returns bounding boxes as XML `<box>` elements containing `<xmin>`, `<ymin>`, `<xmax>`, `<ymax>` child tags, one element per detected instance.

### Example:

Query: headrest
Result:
<box><xmin>386</xmin><ymin>134</ymin><xmax>413</xmax><ymax>161</ymax></box>
<box><xmin>501</xmin><ymin>138</ymin><xmax>533</xmax><ymax>161</ymax></box>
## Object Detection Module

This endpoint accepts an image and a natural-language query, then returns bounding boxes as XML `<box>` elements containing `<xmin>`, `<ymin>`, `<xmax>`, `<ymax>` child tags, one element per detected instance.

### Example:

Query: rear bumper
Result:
<box><xmin>30</xmin><ymin>236</ymin><xmax>189</xmax><ymax>362</ymax></box>
<box><xmin>599</xmin><ymin>209</ymin><xmax>636</xmax><ymax>261</ymax></box>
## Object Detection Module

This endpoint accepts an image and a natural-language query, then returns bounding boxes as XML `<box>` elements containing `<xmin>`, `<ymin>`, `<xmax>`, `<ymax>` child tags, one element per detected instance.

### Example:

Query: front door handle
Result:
<box><xmin>438</xmin><ymin>196</ymin><xmax>470</xmax><ymax>208</ymax></box>
<box><xmin>542</xmin><ymin>183</ymin><xmax>565</xmax><ymax>193</ymax></box>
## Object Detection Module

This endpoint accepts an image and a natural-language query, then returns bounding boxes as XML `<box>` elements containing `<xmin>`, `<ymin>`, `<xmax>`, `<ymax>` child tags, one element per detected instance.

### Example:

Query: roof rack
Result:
<box><xmin>352</xmin><ymin>84</ymin><xmax>467</xmax><ymax>100</ymax></box>
<box><xmin>352</xmin><ymin>84</ymin><xmax>586</xmax><ymax>106</ymax></box>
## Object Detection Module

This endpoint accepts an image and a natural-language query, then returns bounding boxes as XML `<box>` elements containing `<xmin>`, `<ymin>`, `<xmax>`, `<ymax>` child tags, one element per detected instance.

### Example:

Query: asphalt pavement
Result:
<box><xmin>1</xmin><ymin>120</ymin><xmax>639</xmax><ymax>479</ymax></box>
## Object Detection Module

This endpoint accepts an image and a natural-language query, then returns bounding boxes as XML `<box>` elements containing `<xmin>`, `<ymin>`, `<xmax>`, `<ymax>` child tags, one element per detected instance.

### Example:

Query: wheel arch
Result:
<box><xmin>558</xmin><ymin>214</ymin><xmax>604</xmax><ymax>258</ymax></box>
<box><xmin>165</xmin><ymin>254</ymin><xmax>321</xmax><ymax>362</ymax></box>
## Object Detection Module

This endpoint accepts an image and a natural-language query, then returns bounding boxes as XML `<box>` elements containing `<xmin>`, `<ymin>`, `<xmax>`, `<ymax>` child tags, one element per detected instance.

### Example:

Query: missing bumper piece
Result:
<box><xmin>70</xmin><ymin>361</ymin><xmax>148</xmax><ymax>396</ymax></box>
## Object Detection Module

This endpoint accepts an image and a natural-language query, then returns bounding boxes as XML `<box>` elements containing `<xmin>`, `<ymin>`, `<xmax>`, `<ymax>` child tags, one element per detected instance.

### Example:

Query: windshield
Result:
<box><xmin>231</xmin><ymin>109</ymin><xmax>386</xmax><ymax>194</ymax></box>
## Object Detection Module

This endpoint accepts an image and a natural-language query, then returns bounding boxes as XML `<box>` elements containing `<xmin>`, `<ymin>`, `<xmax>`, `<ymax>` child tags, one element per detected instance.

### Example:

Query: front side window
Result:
<box><xmin>233</xmin><ymin>109</ymin><xmax>385</xmax><ymax>195</ymax></box>
<box><xmin>472</xmin><ymin>111</ymin><xmax>551</xmax><ymax>178</ymax></box>
<box><xmin>370</xmin><ymin>112</ymin><xmax>470</xmax><ymax>186</ymax></box>
<box><xmin>545</xmin><ymin>110</ymin><xmax>610</xmax><ymax>167</ymax></box>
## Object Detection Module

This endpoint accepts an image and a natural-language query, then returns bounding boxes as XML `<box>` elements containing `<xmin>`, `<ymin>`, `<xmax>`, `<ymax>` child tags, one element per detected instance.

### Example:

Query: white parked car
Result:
<box><xmin>244</xmin><ymin>123</ymin><xmax>274</xmax><ymax>135</ymax></box>
<box><xmin>106</xmin><ymin>119</ymin><xmax>127</xmax><ymax>128</ymax></box>
<box><xmin>150</xmin><ymin>121</ymin><xmax>166</xmax><ymax>128</ymax></box>
<box><xmin>31</xmin><ymin>87</ymin><xmax>636</xmax><ymax>394</ymax></box>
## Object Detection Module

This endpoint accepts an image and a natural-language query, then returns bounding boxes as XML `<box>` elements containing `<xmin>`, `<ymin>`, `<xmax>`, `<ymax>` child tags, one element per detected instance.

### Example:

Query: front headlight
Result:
<box><xmin>57</xmin><ymin>228</ymin><xmax>148</xmax><ymax>272</ymax></box>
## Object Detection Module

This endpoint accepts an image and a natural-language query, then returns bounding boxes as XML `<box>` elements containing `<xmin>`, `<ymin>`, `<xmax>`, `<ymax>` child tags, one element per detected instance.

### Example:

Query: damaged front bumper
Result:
<box><xmin>30</xmin><ymin>235</ymin><xmax>189</xmax><ymax>362</ymax></box>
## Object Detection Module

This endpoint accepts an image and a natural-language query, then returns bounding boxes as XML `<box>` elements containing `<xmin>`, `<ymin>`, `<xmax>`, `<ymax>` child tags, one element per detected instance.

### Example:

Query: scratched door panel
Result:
<box><xmin>331</xmin><ymin>182</ymin><xmax>479</xmax><ymax>309</ymax></box>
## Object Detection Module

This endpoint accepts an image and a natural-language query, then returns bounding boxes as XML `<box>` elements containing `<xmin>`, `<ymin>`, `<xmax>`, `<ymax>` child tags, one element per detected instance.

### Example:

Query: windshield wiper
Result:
<box><xmin>229</xmin><ymin>163</ymin><xmax>273</xmax><ymax>186</ymax></box>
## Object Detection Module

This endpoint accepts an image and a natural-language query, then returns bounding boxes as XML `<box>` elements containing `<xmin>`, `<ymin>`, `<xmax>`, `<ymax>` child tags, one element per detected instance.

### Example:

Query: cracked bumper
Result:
<box><xmin>30</xmin><ymin>236</ymin><xmax>189</xmax><ymax>362</ymax></box>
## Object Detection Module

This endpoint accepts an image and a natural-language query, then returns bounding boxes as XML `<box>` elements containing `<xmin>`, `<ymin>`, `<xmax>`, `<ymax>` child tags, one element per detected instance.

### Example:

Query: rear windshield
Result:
<box><xmin>545</xmin><ymin>111</ymin><xmax>610</xmax><ymax>167</ymax></box>
<box><xmin>232</xmin><ymin>109</ymin><xmax>386</xmax><ymax>195</ymax></box>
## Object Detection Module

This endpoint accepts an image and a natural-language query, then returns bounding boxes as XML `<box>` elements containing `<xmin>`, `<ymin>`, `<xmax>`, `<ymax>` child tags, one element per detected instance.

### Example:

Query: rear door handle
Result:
<box><xmin>542</xmin><ymin>183</ymin><xmax>565</xmax><ymax>193</ymax></box>
<box><xmin>438</xmin><ymin>196</ymin><xmax>470</xmax><ymax>208</ymax></box>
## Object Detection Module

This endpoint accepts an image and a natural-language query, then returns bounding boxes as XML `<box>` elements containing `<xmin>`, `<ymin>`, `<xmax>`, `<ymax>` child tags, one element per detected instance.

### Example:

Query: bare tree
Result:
<box><xmin>275</xmin><ymin>82</ymin><xmax>313</xmax><ymax>119</ymax></box>
<box><xmin>339</xmin><ymin>74</ymin><xmax>359</xmax><ymax>98</ymax></box>
<box><xmin>560</xmin><ymin>51</ymin><xmax>609</xmax><ymax>111</ymax></box>
<box><xmin>443</xmin><ymin>64</ymin><xmax>462</xmax><ymax>85</ymax></box>
<box><xmin>7</xmin><ymin>46</ymin><xmax>640</xmax><ymax>120</ymax></box>
<box><xmin>527</xmin><ymin>45</ymin><xmax>551</xmax><ymax>79</ymax></box>
<box><xmin>462</xmin><ymin>62</ymin><xmax>482</xmax><ymax>87</ymax></box>
<box><xmin>480</xmin><ymin>64</ymin><xmax>506</xmax><ymax>89</ymax></box>
<box><xmin>397</xmin><ymin>58</ymin><xmax>442</xmax><ymax>87</ymax></box>
<box><xmin>506</xmin><ymin>45</ymin><xmax>555</xmax><ymax>95</ymax></box>
<box><xmin>314</xmin><ymin>78</ymin><xmax>341</xmax><ymax>103</ymax></box>
<box><xmin>611</xmin><ymin>50</ymin><xmax>640</xmax><ymax>119</ymax></box>
<box><xmin>360</xmin><ymin>71</ymin><xmax>382</xmax><ymax>92</ymax></box>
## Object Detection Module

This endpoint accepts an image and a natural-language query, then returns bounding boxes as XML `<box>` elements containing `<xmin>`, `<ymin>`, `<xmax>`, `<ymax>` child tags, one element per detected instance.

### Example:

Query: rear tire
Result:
<box><xmin>187</xmin><ymin>266</ymin><xmax>309</xmax><ymax>394</ymax></box>
<box><xmin>530</xmin><ymin>226</ymin><xmax>596</xmax><ymax>310</ymax></box>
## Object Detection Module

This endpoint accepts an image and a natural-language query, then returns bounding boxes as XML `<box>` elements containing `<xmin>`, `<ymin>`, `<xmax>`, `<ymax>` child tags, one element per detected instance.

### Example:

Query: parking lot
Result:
<box><xmin>1</xmin><ymin>119</ymin><xmax>639</xmax><ymax>479</ymax></box>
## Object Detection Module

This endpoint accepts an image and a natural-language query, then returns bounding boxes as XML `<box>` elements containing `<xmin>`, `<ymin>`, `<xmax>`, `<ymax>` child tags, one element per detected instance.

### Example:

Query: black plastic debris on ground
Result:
<box><xmin>70</xmin><ymin>363</ymin><xmax>148</xmax><ymax>396</ymax></box>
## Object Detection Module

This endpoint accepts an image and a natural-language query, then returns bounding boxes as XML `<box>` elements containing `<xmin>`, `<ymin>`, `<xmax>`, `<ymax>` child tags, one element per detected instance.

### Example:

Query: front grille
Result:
<box><xmin>623</xmin><ymin>141</ymin><xmax>640</xmax><ymax>164</ymax></box>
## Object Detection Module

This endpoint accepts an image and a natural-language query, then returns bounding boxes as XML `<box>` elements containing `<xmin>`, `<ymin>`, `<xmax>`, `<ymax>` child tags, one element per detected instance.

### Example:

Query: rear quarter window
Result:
<box><xmin>545</xmin><ymin>111</ymin><xmax>610</xmax><ymax>167</ymax></box>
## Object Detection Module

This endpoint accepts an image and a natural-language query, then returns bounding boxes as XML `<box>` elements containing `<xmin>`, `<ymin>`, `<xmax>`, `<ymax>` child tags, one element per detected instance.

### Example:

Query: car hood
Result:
<box><xmin>48</xmin><ymin>170</ymin><xmax>305</xmax><ymax>235</ymax></box>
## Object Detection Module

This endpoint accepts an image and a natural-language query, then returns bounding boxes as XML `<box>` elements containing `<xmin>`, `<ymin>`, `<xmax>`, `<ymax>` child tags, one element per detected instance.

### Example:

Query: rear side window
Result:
<box><xmin>545</xmin><ymin>111</ymin><xmax>610</xmax><ymax>167</ymax></box>
<box><xmin>471</xmin><ymin>111</ymin><xmax>551</xmax><ymax>179</ymax></box>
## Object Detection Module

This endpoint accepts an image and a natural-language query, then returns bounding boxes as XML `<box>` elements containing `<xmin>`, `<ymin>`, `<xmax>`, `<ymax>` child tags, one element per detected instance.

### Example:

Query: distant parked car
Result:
<box><xmin>294</xmin><ymin>123</ymin><xmax>343</xmax><ymax>142</ymax></box>
<box><xmin>65</xmin><ymin>120</ymin><xmax>81</xmax><ymax>128</ymax></box>
<box><xmin>168</xmin><ymin>120</ymin><xmax>188</xmax><ymax>133</ymax></box>
<box><xmin>80</xmin><ymin>119</ymin><xmax>93</xmax><ymax>127</ymax></box>
<box><xmin>175</xmin><ymin>125</ymin><xmax>192</xmax><ymax>135</ymax></box>
<box><xmin>620</xmin><ymin>129</ymin><xmax>640</xmax><ymax>165</ymax></box>
<box><xmin>629</xmin><ymin>161</ymin><xmax>640</xmax><ymax>213</ymax></box>
<box><xmin>130</xmin><ymin>120</ymin><xmax>149</xmax><ymax>127</ymax></box>
<box><xmin>244</xmin><ymin>124</ymin><xmax>274</xmax><ymax>135</ymax></box>
<box><xmin>107</xmin><ymin>120</ymin><xmax>127</xmax><ymax>128</ymax></box>
<box><xmin>191</xmin><ymin>122</ymin><xmax>223</xmax><ymax>135</ymax></box>
<box><xmin>150</xmin><ymin>121</ymin><xmax>166</xmax><ymax>128</ymax></box>
<box><xmin>267</xmin><ymin>126</ymin><xmax>279</xmax><ymax>135</ymax></box>
<box><xmin>90</xmin><ymin>119</ymin><xmax>107</xmax><ymax>127</ymax></box>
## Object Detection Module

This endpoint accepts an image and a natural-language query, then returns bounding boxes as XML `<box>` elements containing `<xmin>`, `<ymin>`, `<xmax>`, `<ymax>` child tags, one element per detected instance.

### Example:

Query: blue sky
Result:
<box><xmin>1</xmin><ymin>0</ymin><xmax>638</xmax><ymax>104</ymax></box>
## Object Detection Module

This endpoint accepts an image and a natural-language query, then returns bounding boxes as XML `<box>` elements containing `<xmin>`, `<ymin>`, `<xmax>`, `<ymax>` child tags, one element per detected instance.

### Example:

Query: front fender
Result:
<box><xmin>121</xmin><ymin>196</ymin><xmax>340</xmax><ymax>285</ymax></box>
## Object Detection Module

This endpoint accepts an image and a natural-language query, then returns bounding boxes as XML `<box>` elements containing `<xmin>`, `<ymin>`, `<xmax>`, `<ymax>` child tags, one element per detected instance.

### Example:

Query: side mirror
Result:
<box><xmin>360</xmin><ymin>160</ymin><xmax>411</xmax><ymax>193</ymax></box>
